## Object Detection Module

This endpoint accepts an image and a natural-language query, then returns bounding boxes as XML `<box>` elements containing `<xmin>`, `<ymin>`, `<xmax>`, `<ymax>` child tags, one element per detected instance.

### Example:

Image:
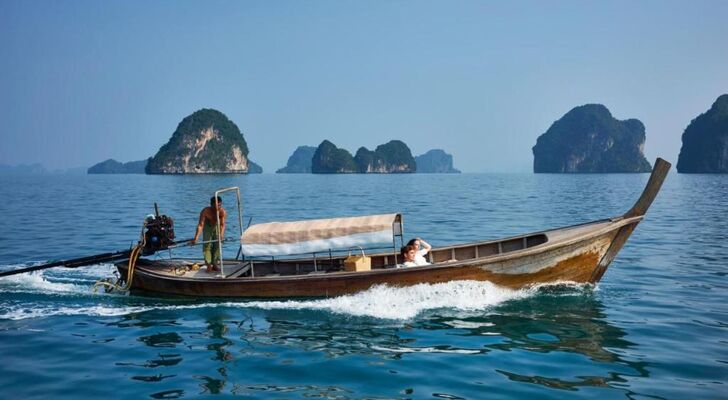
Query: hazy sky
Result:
<box><xmin>1</xmin><ymin>0</ymin><xmax>726</xmax><ymax>172</ymax></box>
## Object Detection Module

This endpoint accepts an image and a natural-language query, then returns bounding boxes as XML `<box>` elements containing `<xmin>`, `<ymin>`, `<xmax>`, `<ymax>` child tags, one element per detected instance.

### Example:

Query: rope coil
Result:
<box><xmin>93</xmin><ymin>219</ymin><xmax>148</xmax><ymax>294</ymax></box>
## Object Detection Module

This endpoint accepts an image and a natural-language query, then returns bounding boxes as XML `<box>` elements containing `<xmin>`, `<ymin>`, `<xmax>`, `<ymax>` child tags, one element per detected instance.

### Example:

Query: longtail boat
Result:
<box><xmin>115</xmin><ymin>158</ymin><xmax>671</xmax><ymax>299</ymax></box>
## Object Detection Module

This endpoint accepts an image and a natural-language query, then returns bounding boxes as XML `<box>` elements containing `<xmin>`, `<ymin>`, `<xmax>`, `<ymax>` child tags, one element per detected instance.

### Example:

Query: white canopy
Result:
<box><xmin>241</xmin><ymin>213</ymin><xmax>403</xmax><ymax>256</ymax></box>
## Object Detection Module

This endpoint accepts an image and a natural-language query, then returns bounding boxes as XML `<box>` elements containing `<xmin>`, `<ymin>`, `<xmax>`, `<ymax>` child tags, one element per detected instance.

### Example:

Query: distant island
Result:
<box><xmin>279</xmin><ymin>143</ymin><xmax>457</xmax><ymax>173</ymax></box>
<box><xmin>146</xmin><ymin>108</ymin><xmax>254</xmax><ymax>174</ymax></box>
<box><xmin>310</xmin><ymin>140</ymin><xmax>416</xmax><ymax>174</ymax></box>
<box><xmin>0</xmin><ymin>163</ymin><xmax>49</xmax><ymax>175</ymax></box>
<box><xmin>88</xmin><ymin>159</ymin><xmax>147</xmax><ymax>174</ymax></box>
<box><xmin>311</xmin><ymin>140</ymin><xmax>358</xmax><ymax>173</ymax></box>
<box><xmin>677</xmin><ymin>94</ymin><xmax>728</xmax><ymax>173</ymax></box>
<box><xmin>532</xmin><ymin>104</ymin><xmax>652</xmax><ymax>173</ymax></box>
<box><xmin>87</xmin><ymin>158</ymin><xmax>262</xmax><ymax>174</ymax></box>
<box><xmin>353</xmin><ymin>140</ymin><xmax>416</xmax><ymax>173</ymax></box>
<box><xmin>276</xmin><ymin>146</ymin><xmax>317</xmax><ymax>173</ymax></box>
<box><xmin>0</xmin><ymin>163</ymin><xmax>86</xmax><ymax>176</ymax></box>
<box><xmin>415</xmin><ymin>149</ymin><xmax>460</xmax><ymax>173</ymax></box>
<box><xmin>248</xmin><ymin>160</ymin><xmax>263</xmax><ymax>174</ymax></box>
<box><xmin>88</xmin><ymin>108</ymin><xmax>265</xmax><ymax>175</ymax></box>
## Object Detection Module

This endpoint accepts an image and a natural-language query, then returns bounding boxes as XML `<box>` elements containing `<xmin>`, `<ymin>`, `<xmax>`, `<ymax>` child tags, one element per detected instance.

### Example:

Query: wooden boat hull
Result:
<box><xmin>116</xmin><ymin>158</ymin><xmax>671</xmax><ymax>299</ymax></box>
<box><xmin>117</xmin><ymin>216</ymin><xmax>638</xmax><ymax>298</ymax></box>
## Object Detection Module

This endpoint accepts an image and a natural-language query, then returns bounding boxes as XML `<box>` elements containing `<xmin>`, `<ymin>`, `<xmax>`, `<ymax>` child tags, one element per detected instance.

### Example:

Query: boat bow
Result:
<box><xmin>590</xmin><ymin>158</ymin><xmax>671</xmax><ymax>281</ymax></box>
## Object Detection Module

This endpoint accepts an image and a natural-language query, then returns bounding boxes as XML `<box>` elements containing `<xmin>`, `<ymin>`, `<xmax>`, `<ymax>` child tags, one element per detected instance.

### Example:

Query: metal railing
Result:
<box><xmin>214</xmin><ymin>187</ymin><xmax>243</xmax><ymax>277</ymax></box>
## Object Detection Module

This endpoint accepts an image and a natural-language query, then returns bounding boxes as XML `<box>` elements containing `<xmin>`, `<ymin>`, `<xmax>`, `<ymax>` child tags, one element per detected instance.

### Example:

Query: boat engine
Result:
<box><xmin>143</xmin><ymin>211</ymin><xmax>175</xmax><ymax>255</ymax></box>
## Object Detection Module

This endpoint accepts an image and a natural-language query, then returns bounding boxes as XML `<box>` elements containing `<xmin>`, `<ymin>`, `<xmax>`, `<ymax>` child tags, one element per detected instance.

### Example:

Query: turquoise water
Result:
<box><xmin>0</xmin><ymin>173</ymin><xmax>726</xmax><ymax>399</ymax></box>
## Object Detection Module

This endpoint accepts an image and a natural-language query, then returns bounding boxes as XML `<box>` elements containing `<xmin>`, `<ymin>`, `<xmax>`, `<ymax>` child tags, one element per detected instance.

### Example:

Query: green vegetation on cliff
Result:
<box><xmin>311</xmin><ymin>140</ymin><xmax>357</xmax><ymax>173</ymax></box>
<box><xmin>146</xmin><ymin>109</ymin><xmax>250</xmax><ymax>174</ymax></box>
<box><xmin>371</xmin><ymin>140</ymin><xmax>416</xmax><ymax>173</ymax></box>
<box><xmin>353</xmin><ymin>147</ymin><xmax>385</xmax><ymax>173</ymax></box>
<box><xmin>354</xmin><ymin>141</ymin><xmax>416</xmax><ymax>173</ymax></box>
<box><xmin>312</xmin><ymin>140</ymin><xmax>416</xmax><ymax>173</ymax></box>
<box><xmin>532</xmin><ymin>104</ymin><xmax>651</xmax><ymax>173</ymax></box>
<box><xmin>677</xmin><ymin>94</ymin><xmax>728</xmax><ymax>173</ymax></box>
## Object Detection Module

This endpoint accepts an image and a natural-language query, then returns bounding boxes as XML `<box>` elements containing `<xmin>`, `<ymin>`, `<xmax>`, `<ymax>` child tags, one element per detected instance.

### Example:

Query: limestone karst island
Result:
<box><xmin>311</xmin><ymin>140</ymin><xmax>417</xmax><ymax>173</ymax></box>
<box><xmin>677</xmin><ymin>94</ymin><xmax>728</xmax><ymax>173</ymax></box>
<box><xmin>146</xmin><ymin>109</ymin><xmax>256</xmax><ymax>174</ymax></box>
<box><xmin>88</xmin><ymin>109</ymin><xmax>262</xmax><ymax>174</ymax></box>
<box><xmin>276</xmin><ymin>142</ymin><xmax>460</xmax><ymax>174</ymax></box>
<box><xmin>88</xmin><ymin>108</ymin><xmax>459</xmax><ymax>175</ymax></box>
<box><xmin>532</xmin><ymin>104</ymin><xmax>652</xmax><ymax>173</ymax></box>
<box><xmin>86</xmin><ymin>96</ymin><xmax>728</xmax><ymax>175</ymax></box>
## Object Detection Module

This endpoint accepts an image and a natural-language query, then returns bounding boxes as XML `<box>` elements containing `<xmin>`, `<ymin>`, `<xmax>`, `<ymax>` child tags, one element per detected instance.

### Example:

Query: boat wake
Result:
<box><xmin>1</xmin><ymin>270</ymin><xmax>87</xmax><ymax>294</ymax></box>
<box><xmin>0</xmin><ymin>263</ymin><xmax>589</xmax><ymax>321</ymax></box>
<box><xmin>243</xmin><ymin>281</ymin><xmax>539</xmax><ymax>320</ymax></box>
<box><xmin>0</xmin><ymin>263</ymin><xmax>116</xmax><ymax>295</ymax></box>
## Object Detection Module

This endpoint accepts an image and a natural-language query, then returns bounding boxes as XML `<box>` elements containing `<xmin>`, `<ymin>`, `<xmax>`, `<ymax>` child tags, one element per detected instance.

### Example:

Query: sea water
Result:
<box><xmin>0</xmin><ymin>173</ymin><xmax>725</xmax><ymax>399</ymax></box>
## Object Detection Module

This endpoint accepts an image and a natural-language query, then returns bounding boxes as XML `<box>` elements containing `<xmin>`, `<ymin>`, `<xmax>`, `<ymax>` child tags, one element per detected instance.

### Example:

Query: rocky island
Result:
<box><xmin>247</xmin><ymin>161</ymin><xmax>263</xmax><ymax>174</ymax></box>
<box><xmin>280</xmin><ymin>143</ymin><xmax>458</xmax><ymax>174</ymax></box>
<box><xmin>310</xmin><ymin>140</ymin><xmax>416</xmax><ymax>174</ymax></box>
<box><xmin>146</xmin><ymin>109</ymin><xmax>253</xmax><ymax>174</ymax></box>
<box><xmin>276</xmin><ymin>146</ymin><xmax>317</xmax><ymax>173</ymax></box>
<box><xmin>311</xmin><ymin>140</ymin><xmax>357</xmax><ymax>173</ymax></box>
<box><xmin>415</xmin><ymin>149</ymin><xmax>460</xmax><ymax>173</ymax></box>
<box><xmin>353</xmin><ymin>140</ymin><xmax>416</xmax><ymax>173</ymax></box>
<box><xmin>88</xmin><ymin>159</ymin><xmax>147</xmax><ymax>174</ymax></box>
<box><xmin>677</xmin><ymin>94</ymin><xmax>728</xmax><ymax>173</ymax></box>
<box><xmin>532</xmin><ymin>104</ymin><xmax>652</xmax><ymax>173</ymax></box>
<box><xmin>90</xmin><ymin>156</ymin><xmax>261</xmax><ymax>174</ymax></box>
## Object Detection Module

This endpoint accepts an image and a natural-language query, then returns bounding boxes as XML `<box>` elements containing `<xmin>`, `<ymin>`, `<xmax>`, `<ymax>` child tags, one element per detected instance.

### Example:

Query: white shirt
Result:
<box><xmin>414</xmin><ymin>249</ymin><xmax>430</xmax><ymax>266</ymax></box>
<box><xmin>398</xmin><ymin>249</ymin><xmax>430</xmax><ymax>268</ymax></box>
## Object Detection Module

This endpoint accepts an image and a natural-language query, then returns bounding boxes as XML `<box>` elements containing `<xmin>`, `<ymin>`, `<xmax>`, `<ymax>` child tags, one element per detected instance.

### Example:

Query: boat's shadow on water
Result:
<box><xmin>98</xmin><ymin>285</ymin><xmax>653</xmax><ymax>398</ymax></box>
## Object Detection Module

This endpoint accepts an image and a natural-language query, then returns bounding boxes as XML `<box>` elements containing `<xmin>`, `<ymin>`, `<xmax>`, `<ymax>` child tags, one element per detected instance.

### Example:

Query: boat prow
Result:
<box><xmin>116</xmin><ymin>158</ymin><xmax>671</xmax><ymax>299</ymax></box>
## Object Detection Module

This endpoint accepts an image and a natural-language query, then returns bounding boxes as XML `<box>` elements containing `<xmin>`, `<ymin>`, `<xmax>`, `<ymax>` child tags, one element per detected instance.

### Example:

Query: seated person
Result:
<box><xmin>407</xmin><ymin>237</ymin><xmax>432</xmax><ymax>266</ymax></box>
<box><xmin>399</xmin><ymin>245</ymin><xmax>418</xmax><ymax>268</ymax></box>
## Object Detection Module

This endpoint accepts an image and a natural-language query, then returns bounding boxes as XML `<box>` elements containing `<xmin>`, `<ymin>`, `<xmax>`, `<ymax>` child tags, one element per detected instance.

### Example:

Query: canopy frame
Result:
<box><xmin>214</xmin><ymin>187</ymin><xmax>244</xmax><ymax>277</ymax></box>
<box><xmin>241</xmin><ymin>213</ymin><xmax>404</xmax><ymax>272</ymax></box>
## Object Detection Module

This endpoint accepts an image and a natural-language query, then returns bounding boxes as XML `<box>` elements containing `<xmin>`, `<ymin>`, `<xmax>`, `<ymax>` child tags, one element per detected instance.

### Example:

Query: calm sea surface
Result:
<box><xmin>0</xmin><ymin>173</ymin><xmax>726</xmax><ymax>399</ymax></box>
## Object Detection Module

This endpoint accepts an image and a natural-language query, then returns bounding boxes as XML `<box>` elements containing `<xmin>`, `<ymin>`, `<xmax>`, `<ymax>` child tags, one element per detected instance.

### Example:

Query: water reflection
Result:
<box><xmin>460</xmin><ymin>287</ymin><xmax>636</xmax><ymax>363</ymax></box>
<box><xmin>199</xmin><ymin>315</ymin><xmax>232</xmax><ymax>394</ymax></box>
<box><xmin>252</xmin><ymin>286</ymin><xmax>652</xmax><ymax>395</ymax></box>
<box><xmin>100</xmin><ymin>287</ymin><xmax>652</xmax><ymax>397</ymax></box>
<box><xmin>204</xmin><ymin>315</ymin><xmax>234</xmax><ymax>362</ymax></box>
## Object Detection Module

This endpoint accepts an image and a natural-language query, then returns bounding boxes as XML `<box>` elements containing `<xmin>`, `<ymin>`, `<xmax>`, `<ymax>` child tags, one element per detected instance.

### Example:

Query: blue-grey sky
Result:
<box><xmin>1</xmin><ymin>0</ymin><xmax>726</xmax><ymax>172</ymax></box>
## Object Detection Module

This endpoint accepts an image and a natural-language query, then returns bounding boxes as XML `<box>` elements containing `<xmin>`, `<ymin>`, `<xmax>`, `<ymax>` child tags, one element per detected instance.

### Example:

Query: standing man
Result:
<box><xmin>191</xmin><ymin>196</ymin><xmax>227</xmax><ymax>273</ymax></box>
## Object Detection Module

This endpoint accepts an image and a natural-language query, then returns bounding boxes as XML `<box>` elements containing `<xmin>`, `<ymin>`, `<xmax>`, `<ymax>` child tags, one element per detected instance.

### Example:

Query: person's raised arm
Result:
<box><xmin>419</xmin><ymin>238</ymin><xmax>432</xmax><ymax>254</ymax></box>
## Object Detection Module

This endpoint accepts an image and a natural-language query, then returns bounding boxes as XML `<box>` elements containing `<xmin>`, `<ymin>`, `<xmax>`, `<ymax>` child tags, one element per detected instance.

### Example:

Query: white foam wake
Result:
<box><xmin>0</xmin><ymin>263</ymin><xmax>117</xmax><ymax>295</ymax></box>
<box><xmin>0</xmin><ymin>280</ymin><xmax>578</xmax><ymax>321</ymax></box>
<box><xmin>242</xmin><ymin>280</ymin><xmax>536</xmax><ymax>320</ymax></box>
<box><xmin>0</xmin><ymin>271</ymin><xmax>88</xmax><ymax>294</ymax></box>
<box><xmin>1</xmin><ymin>304</ymin><xmax>154</xmax><ymax>320</ymax></box>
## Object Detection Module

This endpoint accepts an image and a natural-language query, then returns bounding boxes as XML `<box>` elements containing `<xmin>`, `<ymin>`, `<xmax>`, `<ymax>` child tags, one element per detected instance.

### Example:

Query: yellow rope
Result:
<box><xmin>93</xmin><ymin>222</ymin><xmax>148</xmax><ymax>294</ymax></box>
<box><xmin>92</xmin><ymin>243</ymin><xmax>143</xmax><ymax>294</ymax></box>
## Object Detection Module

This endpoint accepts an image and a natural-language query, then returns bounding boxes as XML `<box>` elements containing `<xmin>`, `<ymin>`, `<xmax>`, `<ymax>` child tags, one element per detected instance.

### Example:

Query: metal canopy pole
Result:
<box><xmin>392</xmin><ymin>214</ymin><xmax>403</xmax><ymax>265</ymax></box>
<box><xmin>214</xmin><ymin>187</ymin><xmax>243</xmax><ymax>277</ymax></box>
